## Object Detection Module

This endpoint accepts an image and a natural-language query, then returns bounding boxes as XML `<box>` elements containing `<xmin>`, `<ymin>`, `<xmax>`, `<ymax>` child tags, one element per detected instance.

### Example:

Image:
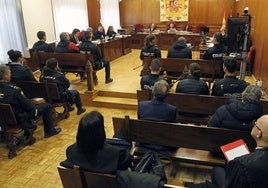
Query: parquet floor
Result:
<box><xmin>0</xmin><ymin>50</ymin><xmax>256</xmax><ymax>187</ymax></box>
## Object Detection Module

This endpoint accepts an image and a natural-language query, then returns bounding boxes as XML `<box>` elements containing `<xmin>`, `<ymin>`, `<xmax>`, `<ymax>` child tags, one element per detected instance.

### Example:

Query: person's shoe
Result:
<box><xmin>44</xmin><ymin>128</ymin><xmax>62</xmax><ymax>138</ymax></box>
<box><xmin>105</xmin><ymin>78</ymin><xmax>113</xmax><ymax>84</ymax></box>
<box><xmin>68</xmin><ymin>106</ymin><xmax>75</xmax><ymax>112</ymax></box>
<box><xmin>77</xmin><ymin>108</ymin><xmax>86</xmax><ymax>115</ymax></box>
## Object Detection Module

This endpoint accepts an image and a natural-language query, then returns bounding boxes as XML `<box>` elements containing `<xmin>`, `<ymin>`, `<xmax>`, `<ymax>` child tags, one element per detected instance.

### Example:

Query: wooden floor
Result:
<box><xmin>0</xmin><ymin>49</ymin><xmax>256</xmax><ymax>187</ymax></box>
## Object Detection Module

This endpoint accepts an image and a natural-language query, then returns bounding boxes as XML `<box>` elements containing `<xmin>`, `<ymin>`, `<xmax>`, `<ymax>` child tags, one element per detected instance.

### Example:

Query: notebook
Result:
<box><xmin>220</xmin><ymin>139</ymin><xmax>250</xmax><ymax>162</ymax></box>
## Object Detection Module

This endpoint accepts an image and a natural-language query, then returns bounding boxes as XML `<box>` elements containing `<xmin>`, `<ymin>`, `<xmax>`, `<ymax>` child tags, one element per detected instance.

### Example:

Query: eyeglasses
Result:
<box><xmin>254</xmin><ymin>121</ymin><xmax>263</xmax><ymax>133</ymax></box>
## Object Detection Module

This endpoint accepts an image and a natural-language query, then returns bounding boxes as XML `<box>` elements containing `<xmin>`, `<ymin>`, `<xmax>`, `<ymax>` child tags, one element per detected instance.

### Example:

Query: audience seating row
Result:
<box><xmin>137</xmin><ymin>90</ymin><xmax>268</xmax><ymax>125</ymax></box>
<box><xmin>58</xmin><ymin>165</ymin><xmax>186</xmax><ymax>188</ymax></box>
<box><xmin>112</xmin><ymin>115</ymin><xmax>256</xmax><ymax>167</ymax></box>
<box><xmin>30</xmin><ymin>51</ymin><xmax>96</xmax><ymax>93</ymax></box>
<box><xmin>142</xmin><ymin>57</ymin><xmax>222</xmax><ymax>87</ymax></box>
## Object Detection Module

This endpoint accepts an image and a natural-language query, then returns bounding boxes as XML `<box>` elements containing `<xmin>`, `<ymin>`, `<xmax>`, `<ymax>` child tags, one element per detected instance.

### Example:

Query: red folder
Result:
<box><xmin>220</xmin><ymin>139</ymin><xmax>250</xmax><ymax>162</ymax></box>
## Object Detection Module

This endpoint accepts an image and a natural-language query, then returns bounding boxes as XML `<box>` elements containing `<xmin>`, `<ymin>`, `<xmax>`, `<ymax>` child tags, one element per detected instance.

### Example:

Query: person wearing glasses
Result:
<box><xmin>186</xmin><ymin>114</ymin><xmax>268</xmax><ymax>188</ymax></box>
<box><xmin>208</xmin><ymin>85</ymin><xmax>263</xmax><ymax>131</ymax></box>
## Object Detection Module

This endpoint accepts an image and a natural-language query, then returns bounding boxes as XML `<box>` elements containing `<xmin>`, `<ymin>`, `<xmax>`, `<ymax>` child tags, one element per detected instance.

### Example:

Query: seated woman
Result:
<box><xmin>60</xmin><ymin>111</ymin><xmax>133</xmax><ymax>173</ymax></box>
<box><xmin>106</xmin><ymin>25</ymin><xmax>117</xmax><ymax>38</ymax></box>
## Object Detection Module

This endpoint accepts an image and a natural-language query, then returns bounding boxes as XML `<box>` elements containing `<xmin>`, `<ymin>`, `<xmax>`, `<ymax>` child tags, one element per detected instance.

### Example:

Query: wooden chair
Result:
<box><xmin>58</xmin><ymin>165</ymin><xmax>84</xmax><ymax>188</ymax></box>
<box><xmin>0</xmin><ymin>103</ymin><xmax>35</xmax><ymax>159</ymax></box>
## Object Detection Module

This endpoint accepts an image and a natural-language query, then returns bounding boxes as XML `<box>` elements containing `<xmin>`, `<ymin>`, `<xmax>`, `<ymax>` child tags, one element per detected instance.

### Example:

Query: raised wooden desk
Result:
<box><xmin>131</xmin><ymin>33</ymin><xmax>202</xmax><ymax>50</ymax></box>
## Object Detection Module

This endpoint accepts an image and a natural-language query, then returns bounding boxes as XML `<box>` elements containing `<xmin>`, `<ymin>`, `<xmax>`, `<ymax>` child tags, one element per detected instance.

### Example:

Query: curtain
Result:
<box><xmin>52</xmin><ymin>0</ymin><xmax>88</xmax><ymax>40</ymax></box>
<box><xmin>0</xmin><ymin>0</ymin><xmax>27</xmax><ymax>64</ymax></box>
<box><xmin>100</xmin><ymin>0</ymin><xmax>121</xmax><ymax>32</ymax></box>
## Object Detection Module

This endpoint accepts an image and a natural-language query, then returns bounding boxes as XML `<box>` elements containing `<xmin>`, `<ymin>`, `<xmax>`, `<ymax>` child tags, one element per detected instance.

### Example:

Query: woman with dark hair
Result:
<box><xmin>60</xmin><ymin>111</ymin><xmax>132</xmax><ymax>173</ymax></box>
<box><xmin>7</xmin><ymin>49</ymin><xmax>37</xmax><ymax>82</ymax></box>
<box><xmin>139</xmin><ymin>34</ymin><xmax>161</xmax><ymax>61</ymax></box>
<box><xmin>70</xmin><ymin>28</ymin><xmax>81</xmax><ymax>45</ymax></box>
<box><xmin>40</xmin><ymin>58</ymin><xmax>86</xmax><ymax>115</ymax></box>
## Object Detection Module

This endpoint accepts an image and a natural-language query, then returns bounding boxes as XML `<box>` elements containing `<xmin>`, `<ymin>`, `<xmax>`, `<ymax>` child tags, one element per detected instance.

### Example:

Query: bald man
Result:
<box><xmin>186</xmin><ymin>115</ymin><xmax>268</xmax><ymax>188</ymax></box>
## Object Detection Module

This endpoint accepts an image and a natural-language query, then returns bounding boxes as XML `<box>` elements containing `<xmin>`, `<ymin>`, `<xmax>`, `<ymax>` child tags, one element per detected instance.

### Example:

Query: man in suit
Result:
<box><xmin>138</xmin><ymin>80</ymin><xmax>177</xmax><ymax>122</ymax></box>
<box><xmin>186</xmin><ymin>114</ymin><xmax>268</xmax><ymax>188</ymax></box>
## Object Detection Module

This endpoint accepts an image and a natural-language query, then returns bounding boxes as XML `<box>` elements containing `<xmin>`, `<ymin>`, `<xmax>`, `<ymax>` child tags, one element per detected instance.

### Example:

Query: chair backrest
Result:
<box><xmin>0</xmin><ymin>103</ymin><xmax>19</xmax><ymax>133</ymax></box>
<box><xmin>83</xmin><ymin>171</ymin><xmax>118</xmax><ymax>188</ymax></box>
<box><xmin>135</xmin><ymin>24</ymin><xmax>144</xmax><ymax>32</ymax></box>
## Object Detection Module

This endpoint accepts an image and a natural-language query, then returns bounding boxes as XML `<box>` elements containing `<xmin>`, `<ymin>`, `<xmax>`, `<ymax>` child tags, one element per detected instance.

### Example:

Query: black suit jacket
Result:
<box><xmin>60</xmin><ymin>143</ymin><xmax>132</xmax><ymax>173</ymax></box>
<box><xmin>138</xmin><ymin>98</ymin><xmax>177</xmax><ymax>122</ymax></box>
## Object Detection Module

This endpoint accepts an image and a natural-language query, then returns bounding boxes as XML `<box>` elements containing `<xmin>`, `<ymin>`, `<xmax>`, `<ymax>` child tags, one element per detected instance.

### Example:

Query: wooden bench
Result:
<box><xmin>142</xmin><ymin>57</ymin><xmax>222</xmax><ymax>86</ymax></box>
<box><xmin>31</xmin><ymin>51</ymin><xmax>95</xmax><ymax>93</ymax></box>
<box><xmin>137</xmin><ymin>90</ymin><xmax>268</xmax><ymax>125</ymax></box>
<box><xmin>0</xmin><ymin>103</ymin><xmax>35</xmax><ymax>159</ymax></box>
<box><xmin>58</xmin><ymin>165</ymin><xmax>186</xmax><ymax>188</ymax></box>
<box><xmin>15</xmin><ymin>81</ymin><xmax>70</xmax><ymax>124</ymax></box>
<box><xmin>112</xmin><ymin>115</ymin><xmax>256</xmax><ymax>167</ymax></box>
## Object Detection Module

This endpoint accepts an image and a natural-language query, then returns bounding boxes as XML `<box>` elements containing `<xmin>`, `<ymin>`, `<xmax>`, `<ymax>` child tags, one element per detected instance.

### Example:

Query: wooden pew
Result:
<box><xmin>112</xmin><ymin>115</ymin><xmax>256</xmax><ymax>167</ymax></box>
<box><xmin>58</xmin><ymin>165</ymin><xmax>186</xmax><ymax>188</ymax></box>
<box><xmin>0</xmin><ymin>103</ymin><xmax>35</xmax><ymax>159</ymax></box>
<box><xmin>31</xmin><ymin>51</ymin><xmax>95</xmax><ymax>93</ymax></box>
<box><xmin>142</xmin><ymin>57</ymin><xmax>222</xmax><ymax>86</ymax></box>
<box><xmin>15</xmin><ymin>81</ymin><xmax>70</xmax><ymax>124</ymax></box>
<box><xmin>137</xmin><ymin>90</ymin><xmax>268</xmax><ymax>125</ymax></box>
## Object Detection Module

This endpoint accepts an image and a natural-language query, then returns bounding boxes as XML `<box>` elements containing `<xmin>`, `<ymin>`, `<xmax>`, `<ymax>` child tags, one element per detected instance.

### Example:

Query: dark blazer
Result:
<box><xmin>60</xmin><ymin>143</ymin><xmax>132</xmax><ymax>173</ymax></box>
<box><xmin>138</xmin><ymin>98</ymin><xmax>177</xmax><ymax>122</ymax></box>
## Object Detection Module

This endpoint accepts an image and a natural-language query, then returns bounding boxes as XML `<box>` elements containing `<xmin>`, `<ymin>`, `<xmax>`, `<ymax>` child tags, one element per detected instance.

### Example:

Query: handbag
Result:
<box><xmin>134</xmin><ymin>151</ymin><xmax>167</xmax><ymax>183</ymax></box>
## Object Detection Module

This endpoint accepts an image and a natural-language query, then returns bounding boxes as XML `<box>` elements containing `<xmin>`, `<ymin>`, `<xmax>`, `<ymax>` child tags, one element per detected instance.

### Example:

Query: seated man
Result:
<box><xmin>55</xmin><ymin>32</ymin><xmax>79</xmax><ymax>53</ymax></box>
<box><xmin>32</xmin><ymin>31</ymin><xmax>54</xmax><ymax>52</ymax></box>
<box><xmin>167</xmin><ymin>37</ymin><xmax>192</xmax><ymax>59</ymax></box>
<box><xmin>202</xmin><ymin>32</ymin><xmax>227</xmax><ymax>60</ymax></box>
<box><xmin>186</xmin><ymin>114</ymin><xmax>268</xmax><ymax>188</ymax></box>
<box><xmin>176</xmin><ymin>62</ymin><xmax>209</xmax><ymax>95</ymax></box>
<box><xmin>140</xmin><ymin>59</ymin><xmax>164</xmax><ymax>90</ymax></box>
<box><xmin>0</xmin><ymin>65</ymin><xmax>61</xmax><ymax>138</ymax></box>
<box><xmin>208</xmin><ymin>85</ymin><xmax>263</xmax><ymax>131</ymax></box>
<box><xmin>79</xmin><ymin>31</ymin><xmax>113</xmax><ymax>84</ymax></box>
<box><xmin>138</xmin><ymin>80</ymin><xmax>177</xmax><ymax>123</ymax></box>
<box><xmin>211</xmin><ymin>56</ymin><xmax>248</xmax><ymax>97</ymax></box>
<box><xmin>40</xmin><ymin>58</ymin><xmax>86</xmax><ymax>115</ymax></box>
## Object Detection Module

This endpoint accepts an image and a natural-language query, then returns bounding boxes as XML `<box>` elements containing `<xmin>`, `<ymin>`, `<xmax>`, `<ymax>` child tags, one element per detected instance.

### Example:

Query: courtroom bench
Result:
<box><xmin>112</xmin><ymin>115</ymin><xmax>256</xmax><ymax>167</ymax></box>
<box><xmin>30</xmin><ymin>51</ymin><xmax>96</xmax><ymax>93</ymax></box>
<box><xmin>15</xmin><ymin>81</ymin><xmax>70</xmax><ymax>124</ymax></box>
<box><xmin>142</xmin><ymin>57</ymin><xmax>222</xmax><ymax>86</ymax></box>
<box><xmin>137</xmin><ymin>90</ymin><xmax>268</xmax><ymax>125</ymax></box>
<box><xmin>58</xmin><ymin>165</ymin><xmax>186</xmax><ymax>188</ymax></box>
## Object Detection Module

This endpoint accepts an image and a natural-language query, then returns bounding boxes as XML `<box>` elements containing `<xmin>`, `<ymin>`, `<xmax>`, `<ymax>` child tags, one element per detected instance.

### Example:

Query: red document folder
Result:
<box><xmin>220</xmin><ymin>139</ymin><xmax>250</xmax><ymax>162</ymax></box>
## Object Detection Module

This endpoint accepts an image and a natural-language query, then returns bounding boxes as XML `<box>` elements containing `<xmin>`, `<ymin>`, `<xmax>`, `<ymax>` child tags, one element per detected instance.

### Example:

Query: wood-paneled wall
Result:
<box><xmin>119</xmin><ymin>0</ymin><xmax>235</xmax><ymax>35</ymax></box>
<box><xmin>87</xmin><ymin>0</ymin><xmax>100</xmax><ymax>31</ymax></box>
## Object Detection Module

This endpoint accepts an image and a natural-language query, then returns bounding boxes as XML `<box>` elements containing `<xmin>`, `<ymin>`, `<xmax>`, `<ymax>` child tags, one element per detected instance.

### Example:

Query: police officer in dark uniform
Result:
<box><xmin>211</xmin><ymin>56</ymin><xmax>248</xmax><ymax>97</ymax></box>
<box><xmin>0</xmin><ymin>65</ymin><xmax>61</xmax><ymax>138</ymax></box>
<box><xmin>39</xmin><ymin>58</ymin><xmax>86</xmax><ymax>115</ymax></box>
<box><xmin>139</xmin><ymin>34</ymin><xmax>161</xmax><ymax>61</ymax></box>
<box><xmin>7</xmin><ymin>49</ymin><xmax>37</xmax><ymax>83</ymax></box>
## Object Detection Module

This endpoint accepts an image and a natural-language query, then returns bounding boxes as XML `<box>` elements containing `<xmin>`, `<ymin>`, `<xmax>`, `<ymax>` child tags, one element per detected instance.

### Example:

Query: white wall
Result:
<box><xmin>21</xmin><ymin>0</ymin><xmax>56</xmax><ymax>48</ymax></box>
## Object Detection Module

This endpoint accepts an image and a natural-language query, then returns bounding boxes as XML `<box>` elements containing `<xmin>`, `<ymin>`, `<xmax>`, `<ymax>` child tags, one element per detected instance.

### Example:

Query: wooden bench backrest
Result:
<box><xmin>143</xmin><ymin>57</ymin><xmax>221</xmax><ymax>77</ymax></box>
<box><xmin>37</xmin><ymin>52</ymin><xmax>93</xmax><ymax>67</ymax></box>
<box><xmin>137</xmin><ymin>90</ymin><xmax>227</xmax><ymax>115</ymax></box>
<box><xmin>113</xmin><ymin>116</ymin><xmax>256</xmax><ymax>153</ymax></box>
<box><xmin>15</xmin><ymin>81</ymin><xmax>49</xmax><ymax>101</ymax></box>
<box><xmin>137</xmin><ymin>90</ymin><xmax>268</xmax><ymax>116</ymax></box>
<box><xmin>0</xmin><ymin>103</ymin><xmax>18</xmax><ymax>131</ymax></box>
<box><xmin>57</xmin><ymin>165</ymin><xmax>84</xmax><ymax>188</ymax></box>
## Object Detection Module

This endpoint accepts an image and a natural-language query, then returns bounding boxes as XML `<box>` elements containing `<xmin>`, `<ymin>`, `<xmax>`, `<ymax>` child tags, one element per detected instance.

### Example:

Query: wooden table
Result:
<box><xmin>130</xmin><ymin>32</ymin><xmax>202</xmax><ymax>50</ymax></box>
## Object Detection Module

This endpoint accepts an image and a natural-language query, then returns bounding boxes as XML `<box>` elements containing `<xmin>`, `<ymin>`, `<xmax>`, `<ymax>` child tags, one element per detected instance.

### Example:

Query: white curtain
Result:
<box><xmin>52</xmin><ymin>0</ymin><xmax>88</xmax><ymax>40</ymax></box>
<box><xmin>100</xmin><ymin>0</ymin><xmax>121</xmax><ymax>32</ymax></box>
<box><xmin>0</xmin><ymin>0</ymin><xmax>27</xmax><ymax>64</ymax></box>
